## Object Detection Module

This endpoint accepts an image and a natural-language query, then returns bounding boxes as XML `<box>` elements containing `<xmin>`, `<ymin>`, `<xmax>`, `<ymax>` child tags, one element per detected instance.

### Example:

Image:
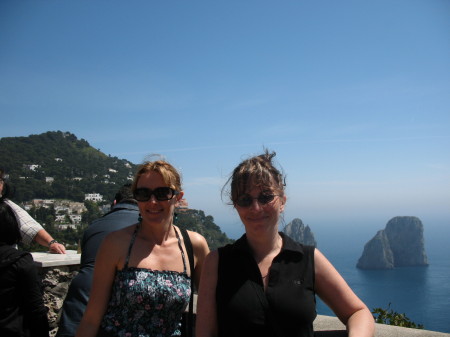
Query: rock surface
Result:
<box><xmin>357</xmin><ymin>216</ymin><xmax>428</xmax><ymax>269</ymax></box>
<box><xmin>39</xmin><ymin>267</ymin><xmax>78</xmax><ymax>336</ymax></box>
<box><xmin>283</xmin><ymin>218</ymin><xmax>317</xmax><ymax>247</ymax></box>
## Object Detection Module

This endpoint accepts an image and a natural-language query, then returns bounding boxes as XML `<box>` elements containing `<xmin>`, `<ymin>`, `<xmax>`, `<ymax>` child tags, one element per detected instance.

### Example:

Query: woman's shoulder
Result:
<box><xmin>100</xmin><ymin>224</ymin><xmax>137</xmax><ymax>252</ymax></box>
<box><xmin>185</xmin><ymin>229</ymin><xmax>205</xmax><ymax>243</ymax></box>
<box><xmin>180</xmin><ymin>228</ymin><xmax>210</xmax><ymax>257</ymax></box>
<box><xmin>105</xmin><ymin>223</ymin><xmax>137</xmax><ymax>240</ymax></box>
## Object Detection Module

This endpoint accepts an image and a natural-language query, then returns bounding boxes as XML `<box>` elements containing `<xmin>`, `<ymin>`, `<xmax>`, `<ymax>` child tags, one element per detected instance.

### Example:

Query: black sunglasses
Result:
<box><xmin>133</xmin><ymin>187</ymin><xmax>179</xmax><ymax>202</ymax></box>
<box><xmin>235</xmin><ymin>193</ymin><xmax>278</xmax><ymax>208</ymax></box>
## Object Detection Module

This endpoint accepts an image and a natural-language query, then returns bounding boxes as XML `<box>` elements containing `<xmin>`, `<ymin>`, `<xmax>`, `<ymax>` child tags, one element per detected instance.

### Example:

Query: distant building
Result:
<box><xmin>55</xmin><ymin>215</ymin><xmax>67</xmax><ymax>222</ymax></box>
<box><xmin>58</xmin><ymin>224</ymin><xmax>78</xmax><ymax>230</ymax></box>
<box><xmin>45</xmin><ymin>177</ymin><xmax>54</xmax><ymax>184</ymax></box>
<box><xmin>70</xmin><ymin>214</ymin><xmax>82</xmax><ymax>224</ymax></box>
<box><xmin>27</xmin><ymin>199</ymin><xmax>55</xmax><ymax>209</ymax></box>
<box><xmin>25</xmin><ymin>164</ymin><xmax>40</xmax><ymax>171</ymax></box>
<box><xmin>68</xmin><ymin>202</ymin><xmax>85</xmax><ymax>214</ymax></box>
<box><xmin>85</xmin><ymin>193</ymin><xmax>103</xmax><ymax>202</ymax></box>
<box><xmin>175</xmin><ymin>198</ymin><xmax>189</xmax><ymax>212</ymax></box>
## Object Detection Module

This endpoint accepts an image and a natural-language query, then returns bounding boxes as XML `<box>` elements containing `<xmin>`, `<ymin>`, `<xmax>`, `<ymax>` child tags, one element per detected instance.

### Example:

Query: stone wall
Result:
<box><xmin>39</xmin><ymin>266</ymin><xmax>79</xmax><ymax>336</ymax></box>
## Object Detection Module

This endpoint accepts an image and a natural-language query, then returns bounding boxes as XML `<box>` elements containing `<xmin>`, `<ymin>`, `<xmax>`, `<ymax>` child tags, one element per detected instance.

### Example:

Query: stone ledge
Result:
<box><xmin>31</xmin><ymin>258</ymin><xmax>449</xmax><ymax>337</ymax></box>
<box><xmin>313</xmin><ymin>314</ymin><xmax>450</xmax><ymax>337</ymax></box>
<box><xmin>31</xmin><ymin>250</ymin><xmax>80</xmax><ymax>267</ymax></box>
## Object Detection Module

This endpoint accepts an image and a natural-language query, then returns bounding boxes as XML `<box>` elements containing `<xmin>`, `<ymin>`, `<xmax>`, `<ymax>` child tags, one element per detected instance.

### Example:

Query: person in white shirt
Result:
<box><xmin>0</xmin><ymin>171</ymin><xmax>66</xmax><ymax>254</ymax></box>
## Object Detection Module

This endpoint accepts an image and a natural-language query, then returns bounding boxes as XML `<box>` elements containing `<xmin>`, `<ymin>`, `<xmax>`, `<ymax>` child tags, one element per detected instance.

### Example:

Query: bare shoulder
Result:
<box><xmin>314</xmin><ymin>248</ymin><xmax>334</xmax><ymax>271</ymax></box>
<box><xmin>95</xmin><ymin>224</ymin><xmax>138</xmax><ymax>270</ymax></box>
<box><xmin>100</xmin><ymin>224</ymin><xmax>137</xmax><ymax>253</ymax></box>
<box><xmin>185</xmin><ymin>229</ymin><xmax>207</xmax><ymax>246</ymax></box>
<box><xmin>187</xmin><ymin>230</ymin><xmax>210</xmax><ymax>256</ymax></box>
<box><xmin>314</xmin><ymin>248</ymin><xmax>344</xmax><ymax>286</ymax></box>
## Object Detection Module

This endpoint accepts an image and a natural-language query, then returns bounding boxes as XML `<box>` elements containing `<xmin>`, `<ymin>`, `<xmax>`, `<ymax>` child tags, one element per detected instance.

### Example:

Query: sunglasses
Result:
<box><xmin>133</xmin><ymin>187</ymin><xmax>179</xmax><ymax>202</ymax></box>
<box><xmin>235</xmin><ymin>193</ymin><xmax>278</xmax><ymax>208</ymax></box>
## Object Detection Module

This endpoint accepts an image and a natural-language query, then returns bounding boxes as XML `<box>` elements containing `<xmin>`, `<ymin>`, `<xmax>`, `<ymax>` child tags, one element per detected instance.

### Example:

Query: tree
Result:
<box><xmin>372</xmin><ymin>303</ymin><xmax>424</xmax><ymax>329</ymax></box>
<box><xmin>82</xmin><ymin>200</ymin><xmax>103</xmax><ymax>224</ymax></box>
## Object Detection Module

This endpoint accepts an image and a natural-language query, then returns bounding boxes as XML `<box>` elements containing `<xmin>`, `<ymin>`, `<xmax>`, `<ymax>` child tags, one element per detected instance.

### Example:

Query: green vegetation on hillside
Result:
<box><xmin>174</xmin><ymin>209</ymin><xmax>234</xmax><ymax>250</ymax></box>
<box><xmin>0</xmin><ymin>131</ymin><xmax>136</xmax><ymax>202</ymax></box>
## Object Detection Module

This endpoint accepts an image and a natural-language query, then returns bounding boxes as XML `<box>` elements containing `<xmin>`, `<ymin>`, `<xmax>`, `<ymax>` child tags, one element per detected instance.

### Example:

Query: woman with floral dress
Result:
<box><xmin>76</xmin><ymin>159</ymin><xmax>210</xmax><ymax>337</ymax></box>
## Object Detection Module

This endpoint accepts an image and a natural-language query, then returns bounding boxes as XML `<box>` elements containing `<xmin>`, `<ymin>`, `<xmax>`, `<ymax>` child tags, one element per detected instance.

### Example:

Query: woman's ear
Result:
<box><xmin>176</xmin><ymin>191</ymin><xmax>184</xmax><ymax>201</ymax></box>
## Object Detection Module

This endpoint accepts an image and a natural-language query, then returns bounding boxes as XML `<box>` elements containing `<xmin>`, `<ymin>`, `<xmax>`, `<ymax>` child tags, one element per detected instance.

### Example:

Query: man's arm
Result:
<box><xmin>34</xmin><ymin>229</ymin><xmax>66</xmax><ymax>254</ymax></box>
<box><xmin>4</xmin><ymin>199</ymin><xmax>66</xmax><ymax>254</ymax></box>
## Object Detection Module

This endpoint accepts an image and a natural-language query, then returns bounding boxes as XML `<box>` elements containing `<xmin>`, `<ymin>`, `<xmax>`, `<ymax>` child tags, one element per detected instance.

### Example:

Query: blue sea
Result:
<box><xmin>315</xmin><ymin>226</ymin><xmax>450</xmax><ymax>334</ymax></box>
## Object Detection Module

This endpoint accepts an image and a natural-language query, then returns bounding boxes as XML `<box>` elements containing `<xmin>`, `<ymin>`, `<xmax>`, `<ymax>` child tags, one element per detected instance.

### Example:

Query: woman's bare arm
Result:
<box><xmin>315</xmin><ymin>248</ymin><xmax>375</xmax><ymax>337</ymax></box>
<box><xmin>75</xmin><ymin>231</ymin><xmax>124</xmax><ymax>337</ymax></box>
<box><xmin>195</xmin><ymin>250</ymin><xmax>219</xmax><ymax>337</ymax></box>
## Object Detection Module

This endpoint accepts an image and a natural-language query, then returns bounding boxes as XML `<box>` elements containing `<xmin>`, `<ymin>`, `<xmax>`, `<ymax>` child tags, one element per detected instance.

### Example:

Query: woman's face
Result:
<box><xmin>135</xmin><ymin>171</ymin><xmax>183</xmax><ymax>226</ymax></box>
<box><xmin>235</xmin><ymin>183</ymin><xmax>286</xmax><ymax>236</ymax></box>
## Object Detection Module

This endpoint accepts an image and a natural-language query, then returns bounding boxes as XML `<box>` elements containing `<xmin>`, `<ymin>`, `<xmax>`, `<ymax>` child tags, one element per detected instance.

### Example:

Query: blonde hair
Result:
<box><xmin>132</xmin><ymin>160</ymin><xmax>182</xmax><ymax>193</ymax></box>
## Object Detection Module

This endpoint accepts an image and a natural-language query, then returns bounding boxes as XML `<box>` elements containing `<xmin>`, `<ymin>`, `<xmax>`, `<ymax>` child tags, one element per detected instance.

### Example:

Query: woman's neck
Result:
<box><xmin>246</xmin><ymin>230</ymin><xmax>283</xmax><ymax>263</ymax></box>
<box><xmin>139</xmin><ymin>220</ymin><xmax>174</xmax><ymax>245</ymax></box>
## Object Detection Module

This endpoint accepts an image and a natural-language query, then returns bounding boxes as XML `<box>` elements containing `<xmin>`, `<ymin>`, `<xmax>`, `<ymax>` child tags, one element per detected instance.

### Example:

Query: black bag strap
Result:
<box><xmin>180</xmin><ymin>228</ymin><xmax>195</xmax><ymax>337</ymax></box>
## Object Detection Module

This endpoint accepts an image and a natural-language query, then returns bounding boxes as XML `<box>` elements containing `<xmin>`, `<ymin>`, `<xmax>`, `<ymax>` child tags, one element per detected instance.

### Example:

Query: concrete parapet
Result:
<box><xmin>30</xmin><ymin>253</ymin><xmax>450</xmax><ymax>337</ymax></box>
<box><xmin>313</xmin><ymin>314</ymin><xmax>450</xmax><ymax>337</ymax></box>
<box><xmin>31</xmin><ymin>249</ymin><xmax>81</xmax><ymax>268</ymax></box>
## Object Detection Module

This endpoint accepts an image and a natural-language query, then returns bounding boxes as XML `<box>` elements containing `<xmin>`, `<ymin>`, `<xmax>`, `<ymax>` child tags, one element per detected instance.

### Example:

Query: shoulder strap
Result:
<box><xmin>123</xmin><ymin>223</ymin><xmax>140</xmax><ymax>269</ymax></box>
<box><xmin>180</xmin><ymin>228</ymin><xmax>194</xmax><ymax>337</ymax></box>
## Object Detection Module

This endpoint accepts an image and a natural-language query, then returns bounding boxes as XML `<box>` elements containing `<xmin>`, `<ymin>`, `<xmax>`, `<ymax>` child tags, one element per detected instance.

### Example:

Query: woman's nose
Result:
<box><xmin>248</xmin><ymin>198</ymin><xmax>262</xmax><ymax>210</ymax></box>
<box><xmin>147</xmin><ymin>194</ymin><xmax>158</xmax><ymax>203</ymax></box>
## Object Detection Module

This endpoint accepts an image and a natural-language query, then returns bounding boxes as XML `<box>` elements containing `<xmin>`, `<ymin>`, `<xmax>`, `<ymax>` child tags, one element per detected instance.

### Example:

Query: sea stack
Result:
<box><xmin>283</xmin><ymin>218</ymin><xmax>317</xmax><ymax>247</ymax></box>
<box><xmin>357</xmin><ymin>216</ymin><xmax>428</xmax><ymax>269</ymax></box>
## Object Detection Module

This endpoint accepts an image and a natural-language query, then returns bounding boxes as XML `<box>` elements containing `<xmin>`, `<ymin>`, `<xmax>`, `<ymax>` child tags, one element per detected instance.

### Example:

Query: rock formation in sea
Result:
<box><xmin>283</xmin><ymin>218</ymin><xmax>317</xmax><ymax>247</ymax></box>
<box><xmin>357</xmin><ymin>216</ymin><xmax>428</xmax><ymax>269</ymax></box>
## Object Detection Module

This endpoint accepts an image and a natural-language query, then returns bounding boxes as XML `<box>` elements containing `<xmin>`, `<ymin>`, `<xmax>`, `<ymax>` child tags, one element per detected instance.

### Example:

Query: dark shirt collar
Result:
<box><xmin>232</xmin><ymin>232</ymin><xmax>305</xmax><ymax>256</ymax></box>
<box><xmin>105</xmin><ymin>201</ymin><xmax>139</xmax><ymax>216</ymax></box>
<box><xmin>111</xmin><ymin>201</ymin><xmax>138</xmax><ymax>210</ymax></box>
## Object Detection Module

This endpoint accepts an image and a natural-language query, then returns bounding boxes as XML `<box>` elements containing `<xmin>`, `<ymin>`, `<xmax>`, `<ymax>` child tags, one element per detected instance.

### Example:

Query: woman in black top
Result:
<box><xmin>0</xmin><ymin>201</ymin><xmax>50</xmax><ymax>337</ymax></box>
<box><xmin>196</xmin><ymin>150</ymin><xmax>374</xmax><ymax>337</ymax></box>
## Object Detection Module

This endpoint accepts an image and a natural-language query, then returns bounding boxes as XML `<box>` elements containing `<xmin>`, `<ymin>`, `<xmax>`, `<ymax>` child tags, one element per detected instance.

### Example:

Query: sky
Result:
<box><xmin>1</xmin><ymin>0</ymin><xmax>449</xmax><ymax>242</ymax></box>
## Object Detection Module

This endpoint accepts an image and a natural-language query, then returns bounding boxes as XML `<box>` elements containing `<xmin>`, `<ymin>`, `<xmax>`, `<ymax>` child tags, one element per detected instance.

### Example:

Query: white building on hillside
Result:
<box><xmin>85</xmin><ymin>193</ymin><xmax>103</xmax><ymax>202</ymax></box>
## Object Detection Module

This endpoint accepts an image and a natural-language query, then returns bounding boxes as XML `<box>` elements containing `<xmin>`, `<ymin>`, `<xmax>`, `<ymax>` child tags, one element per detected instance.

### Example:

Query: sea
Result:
<box><xmin>314</xmin><ymin>225</ymin><xmax>450</xmax><ymax>334</ymax></box>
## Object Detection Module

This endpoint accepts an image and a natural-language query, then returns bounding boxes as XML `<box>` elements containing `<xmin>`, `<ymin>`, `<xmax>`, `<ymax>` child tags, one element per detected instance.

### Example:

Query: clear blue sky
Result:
<box><xmin>1</xmin><ymin>0</ymin><xmax>449</xmax><ymax>240</ymax></box>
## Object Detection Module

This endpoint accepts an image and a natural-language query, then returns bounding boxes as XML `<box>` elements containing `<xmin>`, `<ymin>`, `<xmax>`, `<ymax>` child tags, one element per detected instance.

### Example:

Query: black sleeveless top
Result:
<box><xmin>216</xmin><ymin>233</ymin><xmax>316</xmax><ymax>337</ymax></box>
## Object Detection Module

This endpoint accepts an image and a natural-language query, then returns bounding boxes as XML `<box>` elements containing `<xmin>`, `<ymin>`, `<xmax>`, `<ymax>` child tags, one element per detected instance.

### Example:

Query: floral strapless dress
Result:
<box><xmin>100</xmin><ymin>225</ymin><xmax>191</xmax><ymax>337</ymax></box>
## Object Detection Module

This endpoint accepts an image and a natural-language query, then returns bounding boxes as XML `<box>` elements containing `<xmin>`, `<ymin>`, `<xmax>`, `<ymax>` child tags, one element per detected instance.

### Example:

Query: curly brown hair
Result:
<box><xmin>223</xmin><ymin>149</ymin><xmax>285</xmax><ymax>205</ymax></box>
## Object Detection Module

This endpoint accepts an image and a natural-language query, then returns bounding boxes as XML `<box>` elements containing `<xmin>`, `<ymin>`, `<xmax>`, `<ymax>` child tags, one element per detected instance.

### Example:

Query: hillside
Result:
<box><xmin>0</xmin><ymin>131</ymin><xmax>137</xmax><ymax>202</ymax></box>
<box><xmin>174</xmin><ymin>209</ymin><xmax>234</xmax><ymax>250</ymax></box>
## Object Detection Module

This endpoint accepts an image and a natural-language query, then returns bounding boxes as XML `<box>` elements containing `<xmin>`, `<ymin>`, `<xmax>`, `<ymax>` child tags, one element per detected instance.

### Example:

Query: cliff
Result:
<box><xmin>283</xmin><ymin>218</ymin><xmax>317</xmax><ymax>247</ymax></box>
<box><xmin>357</xmin><ymin>216</ymin><xmax>428</xmax><ymax>269</ymax></box>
